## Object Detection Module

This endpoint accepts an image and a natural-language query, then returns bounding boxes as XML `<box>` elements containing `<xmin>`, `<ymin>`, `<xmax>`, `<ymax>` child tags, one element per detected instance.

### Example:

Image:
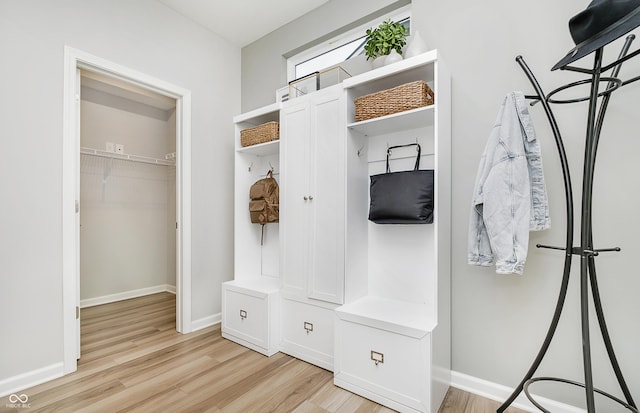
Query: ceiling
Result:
<box><xmin>157</xmin><ymin>0</ymin><xmax>331</xmax><ymax>47</ymax></box>
<box><xmin>80</xmin><ymin>1</ymin><xmax>332</xmax><ymax>112</ymax></box>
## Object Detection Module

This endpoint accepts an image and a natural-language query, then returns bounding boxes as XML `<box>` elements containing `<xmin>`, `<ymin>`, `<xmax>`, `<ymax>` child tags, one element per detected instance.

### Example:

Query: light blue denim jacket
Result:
<box><xmin>468</xmin><ymin>91</ymin><xmax>550</xmax><ymax>275</ymax></box>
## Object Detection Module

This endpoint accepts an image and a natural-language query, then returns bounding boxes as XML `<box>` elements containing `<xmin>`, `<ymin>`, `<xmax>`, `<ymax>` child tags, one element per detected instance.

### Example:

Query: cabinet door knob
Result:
<box><xmin>303</xmin><ymin>196</ymin><xmax>309</xmax><ymax>201</ymax></box>
<box><xmin>308</xmin><ymin>195</ymin><xmax>313</xmax><ymax>200</ymax></box>
<box><xmin>240</xmin><ymin>309</ymin><xmax>247</xmax><ymax>320</ymax></box>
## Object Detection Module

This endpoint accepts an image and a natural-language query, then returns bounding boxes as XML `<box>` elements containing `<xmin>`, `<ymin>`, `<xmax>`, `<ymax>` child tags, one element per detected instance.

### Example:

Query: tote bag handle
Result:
<box><xmin>386</xmin><ymin>143</ymin><xmax>421</xmax><ymax>173</ymax></box>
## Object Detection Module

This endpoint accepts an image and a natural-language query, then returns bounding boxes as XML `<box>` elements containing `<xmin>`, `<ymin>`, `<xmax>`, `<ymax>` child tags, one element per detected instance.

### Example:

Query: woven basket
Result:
<box><xmin>355</xmin><ymin>80</ymin><xmax>434</xmax><ymax>122</ymax></box>
<box><xmin>240</xmin><ymin>121</ymin><xmax>280</xmax><ymax>147</ymax></box>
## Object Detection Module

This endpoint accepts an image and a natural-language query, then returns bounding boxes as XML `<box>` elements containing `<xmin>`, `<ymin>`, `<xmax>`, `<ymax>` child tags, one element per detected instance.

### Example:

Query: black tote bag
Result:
<box><xmin>368</xmin><ymin>143</ymin><xmax>434</xmax><ymax>224</ymax></box>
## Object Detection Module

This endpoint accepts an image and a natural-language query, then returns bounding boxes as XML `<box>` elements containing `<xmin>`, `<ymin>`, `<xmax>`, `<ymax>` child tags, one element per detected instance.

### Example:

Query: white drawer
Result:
<box><xmin>222</xmin><ymin>289</ymin><xmax>268</xmax><ymax>348</ymax></box>
<box><xmin>335</xmin><ymin>319</ymin><xmax>431</xmax><ymax>412</ymax></box>
<box><xmin>222</xmin><ymin>280</ymin><xmax>280</xmax><ymax>356</ymax></box>
<box><xmin>280</xmin><ymin>299</ymin><xmax>335</xmax><ymax>370</ymax></box>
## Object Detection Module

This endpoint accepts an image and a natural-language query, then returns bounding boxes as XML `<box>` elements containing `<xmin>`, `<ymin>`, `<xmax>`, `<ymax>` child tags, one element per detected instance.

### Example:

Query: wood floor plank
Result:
<box><xmin>292</xmin><ymin>400</ymin><xmax>329</xmax><ymax>413</ymax></box>
<box><xmin>175</xmin><ymin>349</ymin><xmax>268</xmax><ymax>396</ymax></box>
<box><xmin>26</xmin><ymin>379</ymin><xmax>126</xmax><ymax>413</ymax></box>
<box><xmin>81</xmin><ymin>356</ymin><xmax>216</xmax><ymax>413</ymax></box>
<box><xmin>177</xmin><ymin>352</ymin><xmax>296</xmax><ymax>411</ymax></box>
<box><xmin>222</xmin><ymin>359</ymin><xmax>332</xmax><ymax>412</ymax></box>
<box><xmin>125</xmin><ymin>386</ymin><xmax>192</xmax><ymax>413</ymax></box>
<box><xmin>438</xmin><ymin>386</ymin><xmax>528</xmax><ymax>413</ymax></box>
<box><xmin>117</xmin><ymin>341</ymin><xmax>219</xmax><ymax>388</ymax></box>
<box><xmin>2</xmin><ymin>293</ymin><xmax>528</xmax><ymax>413</ymax></box>
<box><xmin>111</xmin><ymin>325</ymin><xmax>212</xmax><ymax>365</ymax></box>
<box><xmin>307</xmin><ymin>379</ymin><xmax>354</xmax><ymax>412</ymax></box>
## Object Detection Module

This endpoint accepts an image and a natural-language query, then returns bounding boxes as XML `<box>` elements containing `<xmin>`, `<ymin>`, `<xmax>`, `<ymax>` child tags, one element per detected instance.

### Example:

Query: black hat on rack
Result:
<box><xmin>552</xmin><ymin>0</ymin><xmax>640</xmax><ymax>70</ymax></box>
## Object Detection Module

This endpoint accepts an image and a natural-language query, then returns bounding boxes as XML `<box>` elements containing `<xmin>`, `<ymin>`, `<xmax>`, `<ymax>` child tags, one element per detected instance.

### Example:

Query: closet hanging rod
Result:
<box><xmin>80</xmin><ymin>147</ymin><xmax>175</xmax><ymax>166</ymax></box>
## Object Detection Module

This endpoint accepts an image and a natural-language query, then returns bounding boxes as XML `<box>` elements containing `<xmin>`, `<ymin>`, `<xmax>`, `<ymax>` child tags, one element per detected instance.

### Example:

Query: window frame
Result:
<box><xmin>286</xmin><ymin>5</ymin><xmax>411</xmax><ymax>82</ymax></box>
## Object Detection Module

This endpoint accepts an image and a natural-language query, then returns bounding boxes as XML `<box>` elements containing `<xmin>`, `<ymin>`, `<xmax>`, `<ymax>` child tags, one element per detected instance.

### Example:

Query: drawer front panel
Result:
<box><xmin>338</xmin><ymin>320</ymin><xmax>430</xmax><ymax>409</ymax></box>
<box><xmin>223</xmin><ymin>288</ymin><xmax>268</xmax><ymax>348</ymax></box>
<box><xmin>281</xmin><ymin>299</ymin><xmax>334</xmax><ymax>361</ymax></box>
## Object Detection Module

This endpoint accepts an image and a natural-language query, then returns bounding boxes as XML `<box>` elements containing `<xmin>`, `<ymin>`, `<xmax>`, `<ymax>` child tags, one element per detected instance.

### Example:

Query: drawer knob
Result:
<box><xmin>304</xmin><ymin>321</ymin><xmax>313</xmax><ymax>334</ymax></box>
<box><xmin>370</xmin><ymin>350</ymin><xmax>384</xmax><ymax>366</ymax></box>
<box><xmin>240</xmin><ymin>309</ymin><xmax>247</xmax><ymax>320</ymax></box>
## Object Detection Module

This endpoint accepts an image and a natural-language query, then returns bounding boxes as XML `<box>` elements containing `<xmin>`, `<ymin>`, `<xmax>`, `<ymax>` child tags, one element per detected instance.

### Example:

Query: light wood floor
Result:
<box><xmin>2</xmin><ymin>293</ymin><xmax>527</xmax><ymax>413</ymax></box>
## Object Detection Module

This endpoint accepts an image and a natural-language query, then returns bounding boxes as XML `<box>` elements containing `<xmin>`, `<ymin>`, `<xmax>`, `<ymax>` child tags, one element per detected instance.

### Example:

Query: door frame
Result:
<box><xmin>62</xmin><ymin>46</ymin><xmax>192</xmax><ymax>374</ymax></box>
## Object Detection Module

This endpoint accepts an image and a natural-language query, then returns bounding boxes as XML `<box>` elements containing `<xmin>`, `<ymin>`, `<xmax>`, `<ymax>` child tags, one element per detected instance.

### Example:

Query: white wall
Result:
<box><xmin>80</xmin><ymin>94</ymin><xmax>176</xmax><ymax>302</ymax></box>
<box><xmin>241</xmin><ymin>0</ymin><xmax>640</xmax><ymax>408</ymax></box>
<box><xmin>415</xmin><ymin>0</ymin><xmax>640</xmax><ymax>407</ymax></box>
<box><xmin>0</xmin><ymin>0</ymin><xmax>238</xmax><ymax>387</ymax></box>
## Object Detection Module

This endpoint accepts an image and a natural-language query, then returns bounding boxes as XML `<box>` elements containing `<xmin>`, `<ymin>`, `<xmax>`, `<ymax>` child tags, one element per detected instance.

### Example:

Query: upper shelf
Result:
<box><xmin>234</xmin><ymin>103</ymin><xmax>281</xmax><ymax>154</ymax></box>
<box><xmin>347</xmin><ymin>104</ymin><xmax>435</xmax><ymax>136</ymax></box>
<box><xmin>236</xmin><ymin>140</ymin><xmax>280</xmax><ymax>156</ymax></box>
<box><xmin>343</xmin><ymin>50</ymin><xmax>438</xmax><ymax>97</ymax></box>
<box><xmin>233</xmin><ymin>102</ymin><xmax>280</xmax><ymax>125</ymax></box>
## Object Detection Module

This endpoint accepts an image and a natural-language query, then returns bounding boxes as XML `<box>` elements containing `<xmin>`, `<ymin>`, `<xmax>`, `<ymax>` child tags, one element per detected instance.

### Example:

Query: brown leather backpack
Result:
<box><xmin>249</xmin><ymin>170</ymin><xmax>279</xmax><ymax>224</ymax></box>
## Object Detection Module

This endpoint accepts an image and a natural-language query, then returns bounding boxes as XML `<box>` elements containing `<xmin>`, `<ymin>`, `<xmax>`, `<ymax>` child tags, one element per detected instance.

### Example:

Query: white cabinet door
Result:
<box><xmin>281</xmin><ymin>86</ymin><xmax>346</xmax><ymax>305</ymax></box>
<box><xmin>281</xmin><ymin>101</ymin><xmax>310</xmax><ymax>296</ymax></box>
<box><xmin>307</xmin><ymin>90</ymin><xmax>345</xmax><ymax>304</ymax></box>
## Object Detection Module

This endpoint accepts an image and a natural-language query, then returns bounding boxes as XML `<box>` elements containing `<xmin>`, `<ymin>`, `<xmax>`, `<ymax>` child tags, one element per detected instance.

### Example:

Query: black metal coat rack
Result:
<box><xmin>497</xmin><ymin>35</ymin><xmax>640</xmax><ymax>413</ymax></box>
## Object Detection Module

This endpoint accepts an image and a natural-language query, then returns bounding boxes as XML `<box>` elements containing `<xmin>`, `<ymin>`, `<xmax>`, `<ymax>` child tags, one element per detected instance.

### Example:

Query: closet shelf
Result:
<box><xmin>80</xmin><ymin>147</ymin><xmax>176</xmax><ymax>166</ymax></box>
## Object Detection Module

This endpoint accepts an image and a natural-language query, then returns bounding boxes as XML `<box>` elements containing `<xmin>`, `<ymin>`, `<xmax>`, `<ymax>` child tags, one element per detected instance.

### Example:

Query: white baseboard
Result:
<box><xmin>0</xmin><ymin>362</ymin><xmax>64</xmax><ymax>398</ymax></box>
<box><xmin>451</xmin><ymin>371</ymin><xmax>586</xmax><ymax>413</ymax></box>
<box><xmin>191</xmin><ymin>312</ymin><xmax>221</xmax><ymax>332</ymax></box>
<box><xmin>80</xmin><ymin>284</ymin><xmax>176</xmax><ymax>308</ymax></box>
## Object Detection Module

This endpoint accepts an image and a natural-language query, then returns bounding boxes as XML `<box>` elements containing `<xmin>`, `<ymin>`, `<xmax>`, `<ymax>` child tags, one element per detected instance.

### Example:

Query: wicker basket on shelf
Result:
<box><xmin>240</xmin><ymin>121</ymin><xmax>280</xmax><ymax>147</ymax></box>
<box><xmin>355</xmin><ymin>80</ymin><xmax>434</xmax><ymax>122</ymax></box>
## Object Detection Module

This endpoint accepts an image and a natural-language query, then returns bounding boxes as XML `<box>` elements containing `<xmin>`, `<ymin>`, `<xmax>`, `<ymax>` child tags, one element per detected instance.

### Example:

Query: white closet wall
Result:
<box><xmin>80</xmin><ymin>84</ymin><xmax>176</xmax><ymax>304</ymax></box>
<box><xmin>165</xmin><ymin>110</ymin><xmax>177</xmax><ymax>289</ymax></box>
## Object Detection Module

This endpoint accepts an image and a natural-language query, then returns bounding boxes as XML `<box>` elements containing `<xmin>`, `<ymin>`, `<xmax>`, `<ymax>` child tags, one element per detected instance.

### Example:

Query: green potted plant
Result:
<box><xmin>364</xmin><ymin>19</ymin><xmax>409</xmax><ymax>64</ymax></box>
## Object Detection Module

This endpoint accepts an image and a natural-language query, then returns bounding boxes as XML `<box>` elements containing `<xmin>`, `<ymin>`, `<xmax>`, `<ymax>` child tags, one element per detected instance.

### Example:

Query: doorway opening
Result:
<box><xmin>63</xmin><ymin>47</ymin><xmax>192</xmax><ymax>375</ymax></box>
<box><xmin>79</xmin><ymin>68</ymin><xmax>177</xmax><ymax>341</ymax></box>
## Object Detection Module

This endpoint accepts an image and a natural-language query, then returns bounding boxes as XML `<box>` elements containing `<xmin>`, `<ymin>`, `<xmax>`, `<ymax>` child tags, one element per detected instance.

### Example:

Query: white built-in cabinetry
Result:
<box><xmin>279</xmin><ymin>85</ymin><xmax>367</xmax><ymax>370</ymax></box>
<box><xmin>224</xmin><ymin>50</ymin><xmax>450</xmax><ymax>413</ymax></box>
<box><xmin>222</xmin><ymin>103</ymin><xmax>281</xmax><ymax>356</ymax></box>
<box><xmin>334</xmin><ymin>50</ymin><xmax>451</xmax><ymax>413</ymax></box>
